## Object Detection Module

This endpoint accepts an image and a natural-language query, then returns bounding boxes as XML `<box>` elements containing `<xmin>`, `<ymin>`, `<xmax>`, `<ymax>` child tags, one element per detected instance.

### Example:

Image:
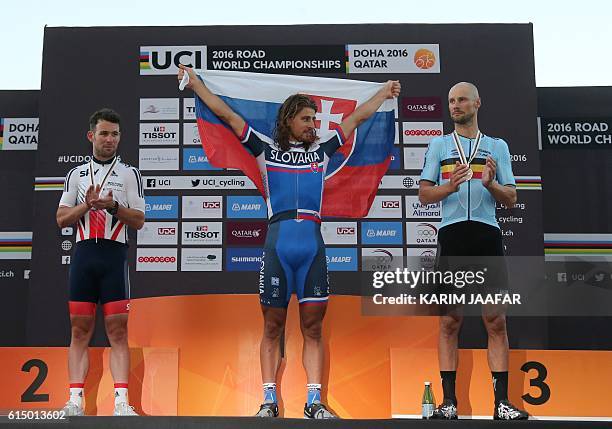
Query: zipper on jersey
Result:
<box><xmin>295</xmin><ymin>155</ymin><xmax>299</xmax><ymax>220</ymax></box>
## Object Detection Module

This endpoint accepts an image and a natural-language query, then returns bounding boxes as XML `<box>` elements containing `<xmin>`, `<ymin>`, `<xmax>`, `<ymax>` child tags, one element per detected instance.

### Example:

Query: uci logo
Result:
<box><xmin>140</xmin><ymin>46</ymin><xmax>206</xmax><ymax>75</ymax></box>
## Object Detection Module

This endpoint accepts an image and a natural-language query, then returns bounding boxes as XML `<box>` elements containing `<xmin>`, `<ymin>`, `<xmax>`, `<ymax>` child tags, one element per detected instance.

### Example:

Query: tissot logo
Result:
<box><xmin>140</xmin><ymin>46</ymin><xmax>206</xmax><ymax>75</ymax></box>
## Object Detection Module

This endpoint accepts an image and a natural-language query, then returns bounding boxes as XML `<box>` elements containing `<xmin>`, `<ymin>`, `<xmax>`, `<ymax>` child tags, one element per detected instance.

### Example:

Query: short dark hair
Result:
<box><xmin>89</xmin><ymin>108</ymin><xmax>121</xmax><ymax>131</ymax></box>
<box><xmin>273</xmin><ymin>94</ymin><xmax>318</xmax><ymax>152</ymax></box>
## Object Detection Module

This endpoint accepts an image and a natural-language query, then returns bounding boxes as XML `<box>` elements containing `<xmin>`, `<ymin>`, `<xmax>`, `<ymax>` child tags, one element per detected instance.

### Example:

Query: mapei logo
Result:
<box><xmin>325</xmin><ymin>248</ymin><xmax>358</xmax><ymax>271</ymax></box>
<box><xmin>227</xmin><ymin>196</ymin><xmax>267</xmax><ymax>218</ymax></box>
<box><xmin>361</xmin><ymin>222</ymin><xmax>403</xmax><ymax>245</ymax></box>
<box><xmin>144</xmin><ymin>196</ymin><xmax>178</xmax><ymax>219</ymax></box>
<box><xmin>140</xmin><ymin>46</ymin><xmax>206</xmax><ymax>75</ymax></box>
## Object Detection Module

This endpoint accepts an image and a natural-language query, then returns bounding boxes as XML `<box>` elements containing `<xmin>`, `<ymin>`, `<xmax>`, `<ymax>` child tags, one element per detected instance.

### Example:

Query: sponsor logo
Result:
<box><xmin>136</xmin><ymin>248</ymin><xmax>177</xmax><ymax>271</ymax></box>
<box><xmin>140</xmin><ymin>46</ymin><xmax>206</xmax><ymax>75</ymax></box>
<box><xmin>226</xmin><ymin>248</ymin><xmax>264</xmax><ymax>271</ymax></box>
<box><xmin>226</xmin><ymin>196</ymin><xmax>267</xmax><ymax>218</ymax></box>
<box><xmin>24</xmin><ymin>269</ymin><xmax>30</xmax><ymax>279</ymax></box>
<box><xmin>413</xmin><ymin>48</ymin><xmax>436</xmax><ymax>70</ymax></box>
<box><xmin>139</xmin><ymin>98</ymin><xmax>179</xmax><ymax>120</ymax></box>
<box><xmin>325</xmin><ymin>248</ymin><xmax>358</xmax><ymax>271</ymax></box>
<box><xmin>183</xmin><ymin>122</ymin><xmax>201</xmax><ymax>145</ymax></box>
<box><xmin>183</xmin><ymin>98</ymin><xmax>196</xmax><ymax>120</ymax></box>
<box><xmin>181</xmin><ymin>248</ymin><xmax>222</xmax><ymax>271</ymax></box>
<box><xmin>361</xmin><ymin>222</ymin><xmax>403</xmax><ymax>245</ymax></box>
<box><xmin>406</xmin><ymin>222</ymin><xmax>439</xmax><ymax>245</ymax></box>
<box><xmin>183</xmin><ymin>148</ymin><xmax>222</xmax><ymax>170</ymax></box>
<box><xmin>139</xmin><ymin>123</ymin><xmax>179</xmax><ymax>146</ymax></box>
<box><xmin>401</xmin><ymin>97</ymin><xmax>442</xmax><ymax>119</ymax></box>
<box><xmin>144</xmin><ymin>196</ymin><xmax>178</xmax><ymax>219</ymax></box>
<box><xmin>182</xmin><ymin>222</ymin><xmax>222</xmax><ymax>245</ymax></box>
<box><xmin>367</xmin><ymin>196</ymin><xmax>402</xmax><ymax>218</ymax></box>
<box><xmin>362</xmin><ymin>248</ymin><xmax>404</xmax><ymax>271</ymax></box>
<box><xmin>402</xmin><ymin>122</ymin><xmax>444</xmax><ymax>144</ymax></box>
<box><xmin>405</xmin><ymin>195</ymin><xmax>442</xmax><ymax>218</ymax></box>
<box><xmin>346</xmin><ymin>44</ymin><xmax>440</xmax><ymax>74</ymax></box>
<box><xmin>403</xmin><ymin>177</ymin><xmax>416</xmax><ymax>188</ymax></box>
<box><xmin>138</xmin><ymin>222</ymin><xmax>178</xmax><ymax>245</ymax></box>
<box><xmin>139</xmin><ymin>148</ymin><xmax>179</xmax><ymax>171</ymax></box>
<box><xmin>62</xmin><ymin>255</ymin><xmax>71</xmax><ymax>265</ymax></box>
<box><xmin>1</xmin><ymin>118</ymin><xmax>39</xmax><ymax>150</ymax></box>
<box><xmin>226</xmin><ymin>221</ymin><xmax>267</xmax><ymax>245</ymax></box>
<box><xmin>61</xmin><ymin>227</ymin><xmax>73</xmax><ymax>236</ymax></box>
<box><xmin>321</xmin><ymin>222</ymin><xmax>358</xmax><ymax>245</ymax></box>
<box><xmin>182</xmin><ymin>196</ymin><xmax>223</xmax><ymax>218</ymax></box>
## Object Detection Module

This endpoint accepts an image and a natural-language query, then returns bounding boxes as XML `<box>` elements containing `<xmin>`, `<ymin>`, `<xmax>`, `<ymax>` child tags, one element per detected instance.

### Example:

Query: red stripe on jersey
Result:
<box><xmin>77</xmin><ymin>223</ymin><xmax>85</xmax><ymax>241</ymax></box>
<box><xmin>89</xmin><ymin>210</ymin><xmax>106</xmax><ymax>239</ymax></box>
<box><xmin>110</xmin><ymin>222</ymin><xmax>125</xmax><ymax>241</ymax></box>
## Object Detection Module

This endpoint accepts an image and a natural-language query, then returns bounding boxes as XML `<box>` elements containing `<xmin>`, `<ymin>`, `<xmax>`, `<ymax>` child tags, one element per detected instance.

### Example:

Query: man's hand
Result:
<box><xmin>178</xmin><ymin>64</ymin><xmax>199</xmax><ymax>90</ymax></box>
<box><xmin>85</xmin><ymin>185</ymin><xmax>100</xmax><ymax>209</ymax></box>
<box><xmin>382</xmin><ymin>80</ymin><xmax>401</xmax><ymax>99</ymax></box>
<box><xmin>90</xmin><ymin>189</ymin><xmax>115</xmax><ymax>211</ymax></box>
<box><xmin>448</xmin><ymin>162</ymin><xmax>470</xmax><ymax>192</ymax></box>
<box><xmin>482</xmin><ymin>156</ymin><xmax>496</xmax><ymax>188</ymax></box>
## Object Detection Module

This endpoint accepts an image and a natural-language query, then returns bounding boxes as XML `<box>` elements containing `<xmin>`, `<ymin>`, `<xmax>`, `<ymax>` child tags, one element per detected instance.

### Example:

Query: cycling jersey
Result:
<box><xmin>240</xmin><ymin>123</ymin><xmax>346</xmax><ymax>222</ymax></box>
<box><xmin>419</xmin><ymin>133</ymin><xmax>515</xmax><ymax>229</ymax></box>
<box><xmin>59</xmin><ymin>156</ymin><xmax>145</xmax><ymax>243</ymax></box>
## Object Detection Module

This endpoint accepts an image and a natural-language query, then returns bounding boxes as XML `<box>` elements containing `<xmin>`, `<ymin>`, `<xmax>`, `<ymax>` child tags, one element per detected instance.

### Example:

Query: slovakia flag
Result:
<box><xmin>195</xmin><ymin>70</ymin><xmax>396</xmax><ymax>218</ymax></box>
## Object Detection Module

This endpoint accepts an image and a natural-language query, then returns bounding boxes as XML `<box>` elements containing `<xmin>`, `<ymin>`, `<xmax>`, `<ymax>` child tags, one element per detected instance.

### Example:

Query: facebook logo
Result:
<box><xmin>226</xmin><ymin>196</ymin><xmax>267</xmax><ymax>219</ymax></box>
<box><xmin>325</xmin><ymin>248</ymin><xmax>358</xmax><ymax>271</ymax></box>
<box><xmin>182</xmin><ymin>148</ymin><xmax>222</xmax><ymax>170</ymax></box>
<box><xmin>145</xmin><ymin>196</ymin><xmax>179</xmax><ymax>219</ymax></box>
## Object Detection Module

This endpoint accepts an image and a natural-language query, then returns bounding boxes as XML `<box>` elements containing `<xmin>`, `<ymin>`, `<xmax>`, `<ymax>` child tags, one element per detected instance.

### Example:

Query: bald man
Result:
<box><xmin>418</xmin><ymin>82</ymin><xmax>528</xmax><ymax>420</ymax></box>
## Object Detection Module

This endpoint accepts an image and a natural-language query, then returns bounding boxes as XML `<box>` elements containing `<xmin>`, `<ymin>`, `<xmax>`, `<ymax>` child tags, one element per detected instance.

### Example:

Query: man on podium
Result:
<box><xmin>418</xmin><ymin>82</ymin><xmax>528</xmax><ymax>420</ymax></box>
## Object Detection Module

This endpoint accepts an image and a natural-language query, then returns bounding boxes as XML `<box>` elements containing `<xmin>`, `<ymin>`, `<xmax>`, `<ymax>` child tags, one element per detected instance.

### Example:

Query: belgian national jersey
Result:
<box><xmin>419</xmin><ymin>133</ymin><xmax>516</xmax><ymax>229</ymax></box>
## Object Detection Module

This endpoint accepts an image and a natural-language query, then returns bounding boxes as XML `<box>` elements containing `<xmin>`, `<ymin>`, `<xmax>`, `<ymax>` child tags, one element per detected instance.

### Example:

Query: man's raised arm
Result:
<box><xmin>339</xmin><ymin>80</ymin><xmax>401</xmax><ymax>139</ymax></box>
<box><xmin>179</xmin><ymin>65</ymin><xmax>246</xmax><ymax>137</ymax></box>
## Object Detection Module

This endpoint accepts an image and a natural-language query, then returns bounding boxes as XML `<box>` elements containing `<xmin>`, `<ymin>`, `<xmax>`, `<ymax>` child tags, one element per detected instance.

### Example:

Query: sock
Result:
<box><xmin>440</xmin><ymin>371</ymin><xmax>457</xmax><ymax>403</ymax></box>
<box><xmin>69</xmin><ymin>383</ymin><xmax>84</xmax><ymax>408</ymax></box>
<box><xmin>114</xmin><ymin>383</ymin><xmax>129</xmax><ymax>406</ymax></box>
<box><xmin>307</xmin><ymin>383</ymin><xmax>322</xmax><ymax>405</ymax></box>
<box><xmin>263</xmin><ymin>382</ymin><xmax>277</xmax><ymax>404</ymax></box>
<box><xmin>492</xmin><ymin>371</ymin><xmax>508</xmax><ymax>403</ymax></box>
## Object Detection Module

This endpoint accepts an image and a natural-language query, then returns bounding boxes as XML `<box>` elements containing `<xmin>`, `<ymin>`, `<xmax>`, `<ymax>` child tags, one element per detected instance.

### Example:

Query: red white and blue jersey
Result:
<box><xmin>240</xmin><ymin>124</ymin><xmax>346</xmax><ymax>222</ymax></box>
<box><xmin>59</xmin><ymin>156</ymin><xmax>145</xmax><ymax>243</ymax></box>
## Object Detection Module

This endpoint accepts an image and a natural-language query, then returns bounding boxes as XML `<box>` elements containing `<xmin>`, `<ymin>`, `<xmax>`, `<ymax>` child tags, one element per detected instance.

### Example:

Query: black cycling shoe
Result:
<box><xmin>431</xmin><ymin>399</ymin><xmax>458</xmax><ymax>419</ymax></box>
<box><xmin>255</xmin><ymin>402</ymin><xmax>279</xmax><ymax>417</ymax></box>
<box><xmin>304</xmin><ymin>402</ymin><xmax>338</xmax><ymax>419</ymax></box>
<box><xmin>493</xmin><ymin>399</ymin><xmax>529</xmax><ymax>420</ymax></box>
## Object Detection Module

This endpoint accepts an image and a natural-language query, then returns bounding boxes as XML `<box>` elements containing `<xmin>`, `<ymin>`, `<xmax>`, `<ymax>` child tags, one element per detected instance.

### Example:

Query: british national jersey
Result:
<box><xmin>59</xmin><ymin>156</ymin><xmax>145</xmax><ymax>243</ymax></box>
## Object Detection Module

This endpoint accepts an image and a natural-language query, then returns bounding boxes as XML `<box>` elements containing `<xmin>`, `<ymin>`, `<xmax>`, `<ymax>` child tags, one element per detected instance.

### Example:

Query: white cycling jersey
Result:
<box><xmin>59</xmin><ymin>156</ymin><xmax>145</xmax><ymax>243</ymax></box>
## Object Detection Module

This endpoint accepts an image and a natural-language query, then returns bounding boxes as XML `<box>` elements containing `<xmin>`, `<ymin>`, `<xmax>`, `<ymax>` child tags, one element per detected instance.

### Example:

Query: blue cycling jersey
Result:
<box><xmin>240</xmin><ymin>123</ymin><xmax>345</xmax><ymax>222</ymax></box>
<box><xmin>419</xmin><ymin>133</ymin><xmax>516</xmax><ymax>229</ymax></box>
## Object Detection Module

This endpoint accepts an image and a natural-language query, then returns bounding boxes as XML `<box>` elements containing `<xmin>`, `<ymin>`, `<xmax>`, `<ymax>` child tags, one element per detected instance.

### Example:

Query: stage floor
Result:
<box><xmin>8</xmin><ymin>416</ymin><xmax>612</xmax><ymax>429</ymax></box>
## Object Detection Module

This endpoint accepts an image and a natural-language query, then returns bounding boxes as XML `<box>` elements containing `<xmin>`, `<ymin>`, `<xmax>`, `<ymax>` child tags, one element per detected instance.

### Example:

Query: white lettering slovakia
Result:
<box><xmin>270</xmin><ymin>150</ymin><xmax>321</xmax><ymax>164</ymax></box>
